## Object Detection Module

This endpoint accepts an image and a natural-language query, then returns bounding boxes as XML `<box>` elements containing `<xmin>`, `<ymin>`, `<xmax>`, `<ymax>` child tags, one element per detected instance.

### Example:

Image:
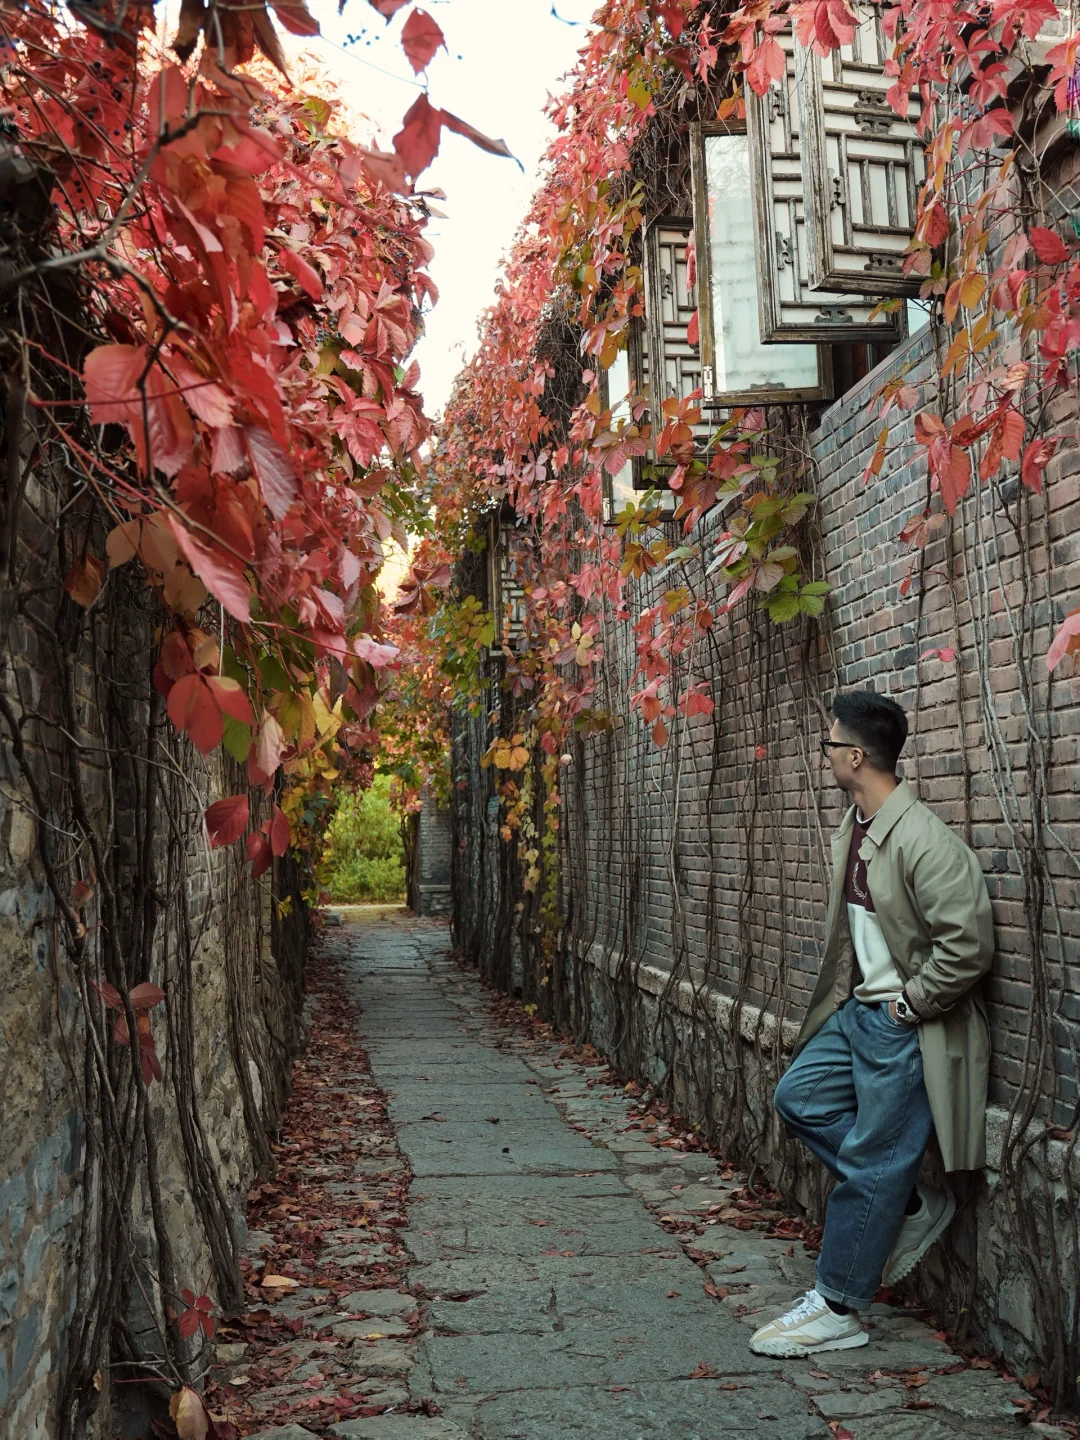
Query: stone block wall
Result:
<box><xmin>0</xmin><ymin>439</ymin><xmax>307</xmax><ymax>1436</ymax></box>
<box><xmin>415</xmin><ymin>786</ymin><xmax>453</xmax><ymax>917</ymax></box>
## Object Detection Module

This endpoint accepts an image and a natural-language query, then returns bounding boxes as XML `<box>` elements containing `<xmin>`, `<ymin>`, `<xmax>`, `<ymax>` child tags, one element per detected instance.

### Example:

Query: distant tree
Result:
<box><xmin>319</xmin><ymin>775</ymin><xmax>406</xmax><ymax>903</ymax></box>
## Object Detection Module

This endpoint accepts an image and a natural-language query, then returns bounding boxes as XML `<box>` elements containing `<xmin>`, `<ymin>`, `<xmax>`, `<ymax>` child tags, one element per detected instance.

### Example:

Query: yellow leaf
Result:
<box><xmin>943</xmin><ymin>278</ymin><xmax>962</xmax><ymax>325</ymax></box>
<box><xmin>106</xmin><ymin>519</ymin><xmax>141</xmax><ymax>568</ymax></box>
<box><xmin>298</xmin><ymin>692</ymin><xmax>317</xmax><ymax>750</ymax></box>
<box><xmin>363</xmin><ymin>1331</ymin><xmax>385</xmax><ymax>1340</ymax></box>
<box><xmin>169</xmin><ymin>1386</ymin><xmax>209</xmax><ymax>1440</ymax></box>
<box><xmin>261</xmin><ymin>1274</ymin><xmax>300</xmax><ymax>1290</ymax></box>
<box><xmin>959</xmin><ymin>272</ymin><xmax>986</xmax><ymax>309</ymax></box>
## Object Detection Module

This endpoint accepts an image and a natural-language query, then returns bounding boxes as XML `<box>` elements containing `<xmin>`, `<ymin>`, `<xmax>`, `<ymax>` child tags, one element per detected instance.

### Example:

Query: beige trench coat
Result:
<box><xmin>794</xmin><ymin>781</ymin><xmax>995</xmax><ymax>1171</ymax></box>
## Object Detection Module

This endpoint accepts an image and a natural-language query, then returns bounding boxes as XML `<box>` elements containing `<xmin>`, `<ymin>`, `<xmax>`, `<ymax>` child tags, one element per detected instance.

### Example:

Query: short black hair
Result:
<box><xmin>831</xmin><ymin>690</ymin><xmax>908</xmax><ymax>773</ymax></box>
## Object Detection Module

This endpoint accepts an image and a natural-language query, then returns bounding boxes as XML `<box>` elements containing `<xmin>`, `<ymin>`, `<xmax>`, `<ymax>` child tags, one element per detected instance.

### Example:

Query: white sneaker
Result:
<box><xmin>749</xmin><ymin>1289</ymin><xmax>868</xmax><ymax>1357</ymax></box>
<box><xmin>882</xmin><ymin>1187</ymin><xmax>956</xmax><ymax>1286</ymax></box>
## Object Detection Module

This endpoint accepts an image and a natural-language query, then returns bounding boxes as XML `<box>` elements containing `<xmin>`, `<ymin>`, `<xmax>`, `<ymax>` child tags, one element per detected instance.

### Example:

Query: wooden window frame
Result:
<box><xmin>797</xmin><ymin>4</ymin><xmax>926</xmax><ymax>297</ymax></box>
<box><xmin>743</xmin><ymin>36</ymin><xmax>905</xmax><ymax>344</ymax></box>
<box><xmin>689</xmin><ymin>123</ymin><xmax>834</xmax><ymax>408</ymax></box>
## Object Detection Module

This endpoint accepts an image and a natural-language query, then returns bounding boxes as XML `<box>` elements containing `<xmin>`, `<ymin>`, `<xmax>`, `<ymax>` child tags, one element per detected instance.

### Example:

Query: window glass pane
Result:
<box><xmin>603</xmin><ymin>346</ymin><xmax>636</xmax><ymax>515</ymax></box>
<box><xmin>704</xmin><ymin>132</ymin><xmax>819</xmax><ymax>393</ymax></box>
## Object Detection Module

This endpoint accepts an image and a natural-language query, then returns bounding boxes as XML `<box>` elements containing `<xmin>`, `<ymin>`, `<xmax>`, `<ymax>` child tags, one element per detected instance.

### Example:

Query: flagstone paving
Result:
<box><xmin>244</xmin><ymin>910</ymin><xmax>1051</xmax><ymax>1440</ymax></box>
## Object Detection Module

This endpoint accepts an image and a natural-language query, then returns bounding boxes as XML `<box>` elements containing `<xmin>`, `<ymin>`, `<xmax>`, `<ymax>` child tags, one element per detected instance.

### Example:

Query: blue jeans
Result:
<box><xmin>774</xmin><ymin>997</ymin><xmax>934</xmax><ymax>1311</ymax></box>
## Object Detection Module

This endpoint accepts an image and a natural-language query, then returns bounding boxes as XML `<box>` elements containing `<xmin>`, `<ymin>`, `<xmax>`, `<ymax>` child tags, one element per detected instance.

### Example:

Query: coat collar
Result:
<box><xmin>833</xmin><ymin>779</ymin><xmax>916</xmax><ymax>853</ymax></box>
<box><xmin>864</xmin><ymin>779</ymin><xmax>917</xmax><ymax>848</ymax></box>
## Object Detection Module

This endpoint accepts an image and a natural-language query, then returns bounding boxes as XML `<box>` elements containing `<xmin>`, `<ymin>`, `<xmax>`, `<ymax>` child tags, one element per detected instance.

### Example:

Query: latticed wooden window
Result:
<box><xmin>639</xmin><ymin>218</ymin><xmax>744</xmax><ymax>468</ymax></box>
<box><xmin>688</xmin><ymin>138</ymin><xmax>833</xmax><ymax>407</ymax></box>
<box><xmin>797</xmin><ymin>3</ymin><xmax>926</xmax><ymax>296</ymax></box>
<box><xmin>486</xmin><ymin>509</ymin><xmax>526</xmax><ymax>648</ymax></box>
<box><xmin>743</xmin><ymin>27</ymin><xmax>907</xmax><ymax>340</ymax></box>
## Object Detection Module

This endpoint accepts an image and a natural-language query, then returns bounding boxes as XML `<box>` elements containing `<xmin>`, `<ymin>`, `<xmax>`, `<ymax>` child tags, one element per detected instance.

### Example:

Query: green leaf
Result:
<box><xmin>800</xmin><ymin>580</ymin><xmax>831</xmax><ymax>595</ymax></box>
<box><xmin>765</xmin><ymin>590</ymin><xmax>801</xmax><ymax>622</ymax></box>
<box><xmin>478</xmin><ymin>619</ymin><xmax>496</xmax><ymax>648</ymax></box>
<box><xmin>258</xmin><ymin>655</ymin><xmax>291</xmax><ymax>692</ymax></box>
<box><xmin>222</xmin><ymin>715</ymin><xmax>251</xmax><ymax>764</ymax></box>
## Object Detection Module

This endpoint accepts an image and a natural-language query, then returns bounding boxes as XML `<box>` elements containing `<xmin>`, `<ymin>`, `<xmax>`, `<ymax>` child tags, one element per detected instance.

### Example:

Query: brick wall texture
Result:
<box><xmin>450</xmin><ymin>316</ymin><xmax>1080</xmax><ymax>1385</ymax></box>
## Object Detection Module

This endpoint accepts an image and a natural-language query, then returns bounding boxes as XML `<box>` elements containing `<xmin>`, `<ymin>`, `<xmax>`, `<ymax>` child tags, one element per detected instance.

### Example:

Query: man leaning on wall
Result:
<box><xmin>750</xmin><ymin>689</ymin><xmax>994</xmax><ymax>1357</ymax></box>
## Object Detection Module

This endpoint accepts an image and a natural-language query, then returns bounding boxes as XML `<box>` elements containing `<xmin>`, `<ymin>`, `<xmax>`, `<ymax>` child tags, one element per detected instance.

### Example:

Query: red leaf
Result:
<box><xmin>269</xmin><ymin>0</ymin><xmax>319</xmax><ymax>35</ymax></box>
<box><xmin>167</xmin><ymin>674</ymin><xmax>223</xmax><ymax>755</ymax></box>
<box><xmin>91</xmin><ymin>980</ymin><xmax>124</xmax><ymax>1012</ymax></box>
<box><xmin>1048</xmin><ymin>608</ymin><xmax>1080</xmax><ymax>670</ymax></box>
<box><xmin>686</xmin><ymin>309</ymin><xmax>699</xmax><ymax>347</ymax></box>
<box><xmin>393</xmin><ymin>93</ymin><xmax>443</xmax><ymax>178</ymax></box>
<box><xmin>270</xmin><ymin>805</ymin><xmax>290</xmax><ymax>856</ymax></box>
<box><xmin>1029</xmin><ymin>226</ymin><xmax>1068</xmax><ymax>265</ymax></box>
<box><xmin>348</xmin><ymin>147</ymin><xmax>409</xmax><ymax>194</ymax></box>
<box><xmin>177</xmin><ymin>1307</ymin><xmax>201</xmax><ymax>1339</ymax></box>
<box><xmin>920</xmin><ymin>646</ymin><xmax>956</xmax><ymax>663</ymax></box>
<box><xmin>440</xmin><ymin>108</ymin><xmax>515</xmax><ymax>163</ymax></box>
<box><xmin>244</xmin><ymin>425</ymin><xmax>298</xmax><ymax>521</ymax></box>
<box><xmin>129</xmin><ymin>982</ymin><xmax>165</xmax><ymax>1009</ymax></box>
<box><xmin>440</xmin><ymin>109</ymin><xmax>516</xmax><ymax>163</ymax></box>
<box><xmin>1000</xmin><ymin>406</ymin><xmax>1025</xmax><ymax>463</ymax></box>
<box><xmin>168</xmin><ymin>519</ymin><xmax>251</xmax><ymax>623</ymax></box>
<box><xmin>1021</xmin><ymin>437</ymin><xmax>1056</xmax><ymax>494</ymax></box>
<box><xmin>204</xmin><ymin>795</ymin><xmax>250</xmax><ymax>849</ymax></box>
<box><xmin>255</xmin><ymin>712</ymin><xmax>286</xmax><ymax>776</ymax></box>
<box><xmin>401</xmin><ymin>8</ymin><xmax>445</xmax><ymax>73</ymax></box>
<box><xmin>82</xmin><ymin>343</ymin><xmax>146</xmax><ymax>424</ymax></box>
<box><xmin>246</xmin><ymin>831</ymin><xmax>273</xmax><ymax>878</ymax></box>
<box><xmin>64</xmin><ymin>556</ymin><xmax>104</xmax><ymax>607</ymax></box>
<box><xmin>367</xmin><ymin>0</ymin><xmax>409</xmax><ymax>14</ymax></box>
<box><xmin>207</xmin><ymin>675</ymin><xmax>255</xmax><ymax>726</ymax></box>
<box><xmin>280</xmin><ymin>247</ymin><xmax>323</xmax><ymax>300</ymax></box>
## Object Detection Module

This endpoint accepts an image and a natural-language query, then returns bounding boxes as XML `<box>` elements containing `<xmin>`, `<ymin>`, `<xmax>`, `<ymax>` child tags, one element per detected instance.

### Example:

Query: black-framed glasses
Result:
<box><xmin>821</xmin><ymin>739</ymin><xmax>862</xmax><ymax>759</ymax></box>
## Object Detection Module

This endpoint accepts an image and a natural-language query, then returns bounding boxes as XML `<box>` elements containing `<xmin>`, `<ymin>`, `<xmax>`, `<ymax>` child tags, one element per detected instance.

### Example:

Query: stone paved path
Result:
<box><xmin>247</xmin><ymin>910</ymin><xmax>1044</xmax><ymax>1440</ymax></box>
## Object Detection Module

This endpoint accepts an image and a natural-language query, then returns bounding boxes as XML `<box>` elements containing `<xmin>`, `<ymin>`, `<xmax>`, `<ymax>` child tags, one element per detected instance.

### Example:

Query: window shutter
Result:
<box><xmin>688</xmin><ymin>135</ymin><xmax>833</xmax><ymax>407</ymax></box>
<box><xmin>798</xmin><ymin>3</ymin><xmax>926</xmax><ymax>295</ymax></box>
<box><xmin>745</xmin><ymin>29</ymin><xmax>903</xmax><ymax>342</ymax></box>
<box><xmin>637</xmin><ymin>221</ymin><xmax>710</xmax><ymax>504</ymax></box>
<box><xmin>643</xmin><ymin>218</ymin><xmax>704</xmax><ymax>408</ymax></box>
<box><xmin>487</xmin><ymin>511</ymin><xmax>526</xmax><ymax>648</ymax></box>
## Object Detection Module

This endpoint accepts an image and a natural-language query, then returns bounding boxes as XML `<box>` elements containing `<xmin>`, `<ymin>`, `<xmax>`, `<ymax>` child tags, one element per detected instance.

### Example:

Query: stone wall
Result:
<box><xmin>414</xmin><ymin>787</ymin><xmax>453</xmax><ymax>917</ymax></box>
<box><xmin>0</xmin><ymin>441</ymin><xmax>306</xmax><ymax>1436</ymax></box>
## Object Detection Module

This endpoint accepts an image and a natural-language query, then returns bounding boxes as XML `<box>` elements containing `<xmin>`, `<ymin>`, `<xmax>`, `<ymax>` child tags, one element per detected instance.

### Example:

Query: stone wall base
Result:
<box><xmin>562</xmin><ymin>940</ymin><xmax>1075</xmax><ymax>1385</ymax></box>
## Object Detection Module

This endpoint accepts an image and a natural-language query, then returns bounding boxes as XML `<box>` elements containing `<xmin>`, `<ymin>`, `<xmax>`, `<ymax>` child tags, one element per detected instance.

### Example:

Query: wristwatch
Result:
<box><xmin>892</xmin><ymin>991</ymin><xmax>918</xmax><ymax>1024</ymax></box>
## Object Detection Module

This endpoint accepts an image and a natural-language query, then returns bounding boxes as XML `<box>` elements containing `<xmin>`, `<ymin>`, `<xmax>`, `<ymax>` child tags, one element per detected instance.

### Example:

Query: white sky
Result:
<box><xmin>308</xmin><ymin>0</ymin><xmax>598</xmax><ymax>417</ymax></box>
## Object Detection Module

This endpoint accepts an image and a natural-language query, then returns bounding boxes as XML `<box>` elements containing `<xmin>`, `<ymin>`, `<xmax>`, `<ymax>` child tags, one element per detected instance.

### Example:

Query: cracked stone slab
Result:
<box><xmin>812</xmin><ymin>1388</ymin><xmax>906</xmax><ymax>1418</ymax></box>
<box><xmin>411</xmin><ymin>1248</ymin><xmax>692</xmax><ymax>1293</ymax></box>
<box><xmin>415</xmin><ymin>1307</ymin><xmax>788</xmax><ymax>1393</ymax></box>
<box><xmin>917</xmin><ymin>1370</ymin><xmax>1029</xmax><ymax>1423</ymax></box>
<box><xmin>328</xmin><ymin>1421</ymin><xmax>470</xmax><ymax>1439</ymax></box>
<box><xmin>340</xmin><ymin>1289</ymin><xmax>419</xmax><ymax>1317</ymax></box>
<box><xmin>464</xmin><ymin>1378</ymin><xmax>831</xmax><ymax>1439</ymax></box>
<box><xmin>248</xmin><ymin>1426</ymin><xmax>320</xmax><ymax>1440</ymax></box>
<box><xmin>427</xmin><ymin>1279</ymin><xmax>747</xmax><ymax>1338</ymax></box>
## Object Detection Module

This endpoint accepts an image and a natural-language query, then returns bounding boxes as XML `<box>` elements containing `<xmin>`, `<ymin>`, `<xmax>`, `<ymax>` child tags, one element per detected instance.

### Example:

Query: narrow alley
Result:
<box><xmin>227</xmin><ymin>913</ymin><xmax>1040</xmax><ymax>1440</ymax></box>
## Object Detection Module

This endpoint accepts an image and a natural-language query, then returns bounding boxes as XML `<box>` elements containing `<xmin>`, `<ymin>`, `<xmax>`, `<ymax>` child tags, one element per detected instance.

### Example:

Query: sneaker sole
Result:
<box><xmin>883</xmin><ymin>1191</ymin><xmax>957</xmax><ymax>1286</ymax></box>
<box><xmin>749</xmin><ymin>1329</ymin><xmax>870</xmax><ymax>1358</ymax></box>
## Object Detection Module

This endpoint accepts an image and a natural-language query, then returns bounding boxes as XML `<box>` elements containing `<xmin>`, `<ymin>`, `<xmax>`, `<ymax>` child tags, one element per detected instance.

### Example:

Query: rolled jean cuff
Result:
<box><xmin>815</xmin><ymin>1269</ymin><xmax>875</xmax><ymax>1314</ymax></box>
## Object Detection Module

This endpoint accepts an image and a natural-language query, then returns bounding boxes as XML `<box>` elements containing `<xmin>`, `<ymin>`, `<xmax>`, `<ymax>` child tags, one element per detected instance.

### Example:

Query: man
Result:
<box><xmin>750</xmin><ymin>689</ymin><xmax>994</xmax><ymax>1357</ymax></box>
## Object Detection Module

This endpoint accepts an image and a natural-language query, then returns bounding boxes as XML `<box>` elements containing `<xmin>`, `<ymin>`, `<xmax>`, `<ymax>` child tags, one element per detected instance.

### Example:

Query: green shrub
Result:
<box><xmin>320</xmin><ymin>773</ymin><xmax>405</xmax><ymax>903</ymax></box>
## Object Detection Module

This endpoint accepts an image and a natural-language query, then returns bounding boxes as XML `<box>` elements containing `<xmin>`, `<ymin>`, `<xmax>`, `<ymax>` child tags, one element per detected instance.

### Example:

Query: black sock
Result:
<box><xmin>904</xmin><ymin>1187</ymin><xmax>922</xmax><ymax>1216</ymax></box>
<box><xmin>824</xmin><ymin>1297</ymin><xmax>852</xmax><ymax>1316</ymax></box>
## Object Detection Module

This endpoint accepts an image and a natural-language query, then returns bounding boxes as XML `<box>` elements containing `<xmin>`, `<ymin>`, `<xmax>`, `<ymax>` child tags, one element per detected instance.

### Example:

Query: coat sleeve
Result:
<box><xmin>903</xmin><ymin>839</ymin><xmax>994</xmax><ymax>1019</ymax></box>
